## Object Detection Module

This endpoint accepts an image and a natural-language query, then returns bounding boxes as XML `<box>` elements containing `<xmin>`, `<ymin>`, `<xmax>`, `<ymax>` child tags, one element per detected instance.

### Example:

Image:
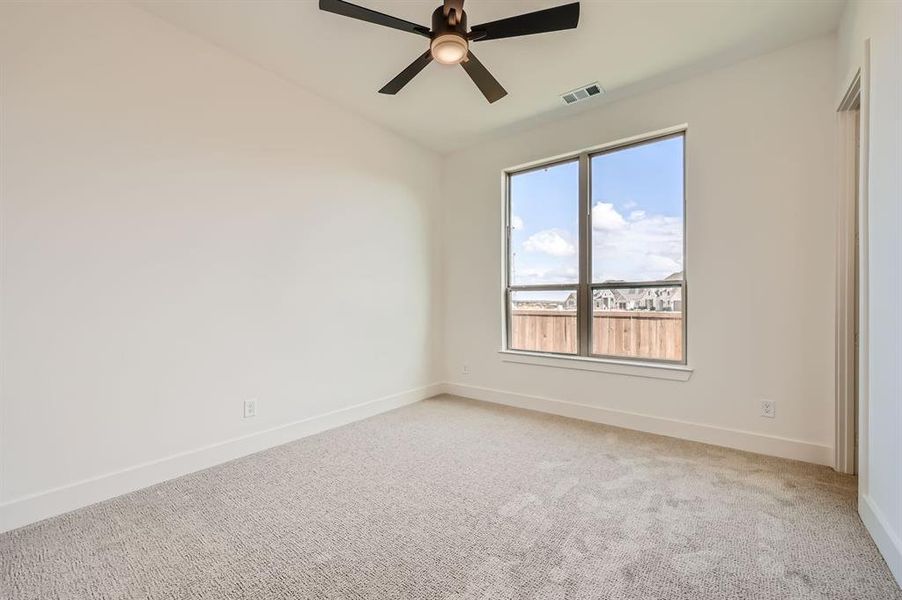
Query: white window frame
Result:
<box><xmin>501</xmin><ymin>125</ymin><xmax>690</xmax><ymax>374</ymax></box>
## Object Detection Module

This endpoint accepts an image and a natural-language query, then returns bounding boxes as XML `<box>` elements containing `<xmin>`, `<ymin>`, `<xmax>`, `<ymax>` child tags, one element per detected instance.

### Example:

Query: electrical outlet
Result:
<box><xmin>760</xmin><ymin>399</ymin><xmax>776</xmax><ymax>419</ymax></box>
<box><xmin>462</xmin><ymin>363</ymin><xmax>470</xmax><ymax>375</ymax></box>
<box><xmin>243</xmin><ymin>399</ymin><xmax>257</xmax><ymax>419</ymax></box>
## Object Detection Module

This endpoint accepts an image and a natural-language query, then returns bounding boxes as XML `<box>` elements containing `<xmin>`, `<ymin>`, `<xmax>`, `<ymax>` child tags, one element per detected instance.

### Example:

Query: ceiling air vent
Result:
<box><xmin>561</xmin><ymin>82</ymin><xmax>605</xmax><ymax>105</ymax></box>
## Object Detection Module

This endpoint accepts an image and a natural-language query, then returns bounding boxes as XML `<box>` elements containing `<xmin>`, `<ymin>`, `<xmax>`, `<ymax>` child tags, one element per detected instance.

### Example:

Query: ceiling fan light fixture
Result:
<box><xmin>430</xmin><ymin>33</ymin><xmax>468</xmax><ymax>65</ymax></box>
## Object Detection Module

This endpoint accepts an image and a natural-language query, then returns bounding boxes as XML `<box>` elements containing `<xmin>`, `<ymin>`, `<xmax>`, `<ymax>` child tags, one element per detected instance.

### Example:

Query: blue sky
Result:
<box><xmin>592</xmin><ymin>136</ymin><xmax>683</xmax><ymax>219</ymax></box>
<box><xmin>510</xmin><ymin>135</ymin><xmax>683</xmax><ymax>289</ymax></box>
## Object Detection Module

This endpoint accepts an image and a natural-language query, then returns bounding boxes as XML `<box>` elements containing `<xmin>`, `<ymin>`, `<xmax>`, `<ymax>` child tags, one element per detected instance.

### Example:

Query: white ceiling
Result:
<box><xmin>136</xmin><ymin>0</ymin><xmax>845</xmax><ymax>154</ymax></box>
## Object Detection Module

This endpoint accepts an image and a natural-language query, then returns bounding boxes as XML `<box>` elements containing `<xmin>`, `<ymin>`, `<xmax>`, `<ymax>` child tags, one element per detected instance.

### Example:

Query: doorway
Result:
<box><xmin>835</xmin><ymin>73</ymin><xmax>861</xmax><ymax>475</ymax></box>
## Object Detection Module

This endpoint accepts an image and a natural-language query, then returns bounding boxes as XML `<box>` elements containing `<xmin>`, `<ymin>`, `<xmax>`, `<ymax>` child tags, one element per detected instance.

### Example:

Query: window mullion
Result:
<box><xmin>577</xmin><ymin>152</ymin><xmax>591</xmax><ymax>357</ymax></box>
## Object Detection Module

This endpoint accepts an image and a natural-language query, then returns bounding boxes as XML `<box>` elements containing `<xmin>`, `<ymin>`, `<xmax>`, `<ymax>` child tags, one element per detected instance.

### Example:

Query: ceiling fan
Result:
<box><xmin>319</xmin><ymin>0</ymin><xmax>580</xmax><ymax>103</ymax></box>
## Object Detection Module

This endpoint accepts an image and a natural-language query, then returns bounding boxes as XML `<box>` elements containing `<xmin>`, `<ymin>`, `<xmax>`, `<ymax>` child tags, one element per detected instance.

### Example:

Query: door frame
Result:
<box><xmin>833</xmin><ymin>71</ymin><xmax>865</xmax><ymax>474</ymax></box>
<box><xmin>834</xmin><ymin>68</ymin><xmax>865</xmax><ymax>475</ymax></box>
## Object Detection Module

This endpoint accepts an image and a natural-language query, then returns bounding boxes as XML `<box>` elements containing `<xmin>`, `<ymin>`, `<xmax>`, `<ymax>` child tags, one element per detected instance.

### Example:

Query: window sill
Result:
<box><xmin>498</xmin><ymin>350</ymin><xmax>693</xmax><ymax>381</ymax></box>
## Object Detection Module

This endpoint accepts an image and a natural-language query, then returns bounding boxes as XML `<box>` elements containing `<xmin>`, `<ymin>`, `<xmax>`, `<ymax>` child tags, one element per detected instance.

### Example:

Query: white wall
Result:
<box><xmin>0</xmin><ymin>3</ymin><xmax>441</xmax><ymax>529</ymax></box>
<box><xmin>837</xmin><ymin>0</ymin><xmax>902</xmax><ymax>585</ymax></box>
<box><xmin>441</xmin><ymin>37</ymin><xmax>838</xmax><ymax>464</ymax></box>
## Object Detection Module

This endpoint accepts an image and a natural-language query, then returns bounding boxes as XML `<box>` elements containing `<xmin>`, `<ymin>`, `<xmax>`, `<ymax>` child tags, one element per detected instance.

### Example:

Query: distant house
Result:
<box><xmin>594</xmin><ymin>288</ymin><xmax>619</xmax><ymax>310</ymax></box>
<box><xmin>636</xmin><ymin>286</ymin><xmax>682</xmax><ymax>312</ymax></box>
<box><xmin>667</xmin><ymin>287</ymin><xmax>683</xmax><ymax>311</ymax></box>
<box><xmin>564</xmin><ymin>292</ymin><xmax>577</xmax><ymax>310</ymax></box>
<box><xmin>541</xmin><ymin>272</ymin><xmax>684</xmax><ymax>313</ymax></box>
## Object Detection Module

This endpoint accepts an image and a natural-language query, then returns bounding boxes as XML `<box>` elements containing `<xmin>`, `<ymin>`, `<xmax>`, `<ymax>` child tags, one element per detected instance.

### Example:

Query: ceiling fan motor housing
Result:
<box><xmin>430</xmin><ymin>6</ymin><xmax>469</xmax><ymax>64</ymax></box>
<box><xmin>432</xmin><ymin>5</ymin><xmax>467</xmax><ymax>37</ymax></box>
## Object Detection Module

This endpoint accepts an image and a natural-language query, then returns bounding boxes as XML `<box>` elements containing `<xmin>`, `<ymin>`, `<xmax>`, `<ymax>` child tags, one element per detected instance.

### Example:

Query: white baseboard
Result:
<box><xmin>440</xmin><ymin>382</ymin><xmax>833</xmax><ymax>466</ymax></box>
<box><xmin>0</xmin><ymin>383</ymin><xmax>442</xmax><ymax>533</ymax></box>
<box><xmin>860</xmin><ymin>494</ymin><xmax>902</xmax><ymax>587</ymax></box>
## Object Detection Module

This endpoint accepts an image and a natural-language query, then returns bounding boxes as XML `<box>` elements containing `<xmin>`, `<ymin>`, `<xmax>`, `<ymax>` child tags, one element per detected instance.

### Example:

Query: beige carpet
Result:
<box><xmin>2</xmin><ymin>395</ymin><xmax>899</xmax><ymax>599</ymax></box>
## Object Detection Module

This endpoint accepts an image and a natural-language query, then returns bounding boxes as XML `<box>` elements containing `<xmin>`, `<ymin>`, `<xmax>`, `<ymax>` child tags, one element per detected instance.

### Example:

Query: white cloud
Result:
<box><xmin>523</xmin><ymin>229</ymin><xmax>576</xmax><ymax>257</ymax></box>
<box><xmin>510</xmin><ymin>215</ymin><xmax>524</xmax><ymax>230</ymax></box>
<box><xmin>592</xmin><ymin>203</ymin><xmax>627</xmax><ymax>231</ymax></box>
<box><xmin>592</xmin><ymin>202</ymin><xmax>683</xmax><ymax>281</ymax></box>
<box><xmin>512</xmin><ymin>265</ymin><xmax>578</xmax><ymax>286</ymax></box>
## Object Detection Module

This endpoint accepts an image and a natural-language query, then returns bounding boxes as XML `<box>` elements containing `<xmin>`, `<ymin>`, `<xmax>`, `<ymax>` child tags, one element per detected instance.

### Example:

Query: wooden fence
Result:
<box><xmin>510</xmin><ymin>309</ymin><xmax>682</xmax><ymax>361</ymax></box>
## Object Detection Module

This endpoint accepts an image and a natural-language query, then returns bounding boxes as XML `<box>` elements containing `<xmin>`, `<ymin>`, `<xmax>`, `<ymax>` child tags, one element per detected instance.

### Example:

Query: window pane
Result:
<box><xmin>591</xmin><ymin>136</ymin><xmax>684</xmax><ymax>283</ymax></box>
<box><xmin>591</xmin><ymin>285</ymin><xmax>683</xmax><ymax>361</ymax></box>
<box><xmin>509</xmin><ymin>290</ymin><xmax>577</xmax><ymax>354</ymax></box>
<box><xmin>509</xmin><ymin>160</ymin><xmax>579</xmax><ymax>286</ymax></box>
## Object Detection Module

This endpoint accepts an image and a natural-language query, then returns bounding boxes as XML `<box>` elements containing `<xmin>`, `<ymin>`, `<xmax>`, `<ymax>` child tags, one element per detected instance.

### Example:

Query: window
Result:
<box><xmin>505</xmin><ymin>131</ymin><xmax>686</xmax><ymax>364</ymax></box>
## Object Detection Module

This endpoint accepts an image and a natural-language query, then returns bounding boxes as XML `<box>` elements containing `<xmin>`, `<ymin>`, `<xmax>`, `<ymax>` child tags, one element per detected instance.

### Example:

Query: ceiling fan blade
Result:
<box><xmin>379</xmin><ymin>50</ymin><xmax>433</xmax><ymax>95</ymax></box>
<box><xmin>319</xmin><ymin>0</ymin><xmax>430</xmax><ymax>37</ymax></box>
<box><xmin>460</xmin><ymin>51</ymin><xmax>507</xmax><ymax>103</ymax></box>
<box><xmin>469</xmin><ymin>2</ymin><xmax>580</xmax><ymax>41</ymax></box>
